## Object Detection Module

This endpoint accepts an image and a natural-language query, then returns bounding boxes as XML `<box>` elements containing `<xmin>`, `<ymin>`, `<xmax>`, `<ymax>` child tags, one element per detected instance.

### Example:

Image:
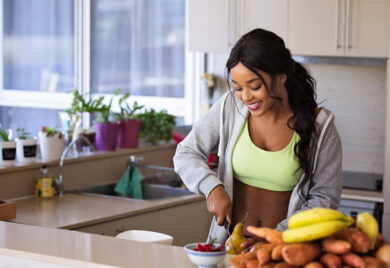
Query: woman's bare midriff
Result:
<box><xmin>231</xmin><ymin>177</ymin><xmax>292</xmax><ymax>237</ymax></box>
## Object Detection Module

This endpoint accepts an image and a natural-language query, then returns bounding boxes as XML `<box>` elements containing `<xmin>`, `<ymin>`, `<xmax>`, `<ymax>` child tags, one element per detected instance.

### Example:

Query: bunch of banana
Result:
<box><xmin>282</xmin><ymin>208</ymin><xmax>354</xmax><ymax>243</ymax></box>
<box><xmin>356</xmin><ymin>212</ymin><xmax>378</xmax><ymax>249</ymax></box>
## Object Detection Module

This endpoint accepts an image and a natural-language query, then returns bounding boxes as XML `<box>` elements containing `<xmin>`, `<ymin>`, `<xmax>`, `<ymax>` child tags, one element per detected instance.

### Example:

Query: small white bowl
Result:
<box><xmin>115</xmin><ymin>230</ymin><xmax>173</xmax><ymax>245</ymax></box>
<box><xmin>184</xmin><ymin>242</ymin><xmax>228</xmax><ymax>268</ymax></box>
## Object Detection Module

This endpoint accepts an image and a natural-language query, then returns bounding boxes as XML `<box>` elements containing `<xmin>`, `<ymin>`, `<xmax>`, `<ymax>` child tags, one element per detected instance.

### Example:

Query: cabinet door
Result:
<box><xmin>243</xmin><ymin>0</ymin><xmax>288</xmax><ymax>44</ymax></box>
<box><xmin>288</xmin><ymin>0</ymin><xmax>345</xmax><ymax>56</ymax></box>
<box><xmin>158</xmin><ymin>201</ymin><xmax>212</xmax><ymax>246</ymax></box>
<box><xmin>74</xmin><ymin>211</ymin><xmax>158</xmax><ymax>237</ymax></box>
<box><xmin>188</xmin><ymin>0</ymin><xmax>237</xmax><ymax>53</ymax></box>
<box><xmin>347</xmin><ymin>0</ymin><xmax>389</xmax><ymax>57</ymax></box>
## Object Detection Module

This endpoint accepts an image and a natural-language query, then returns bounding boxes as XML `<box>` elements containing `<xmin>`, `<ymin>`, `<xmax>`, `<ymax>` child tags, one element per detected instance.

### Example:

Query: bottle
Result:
<box><xmin>34</xmin><ymin>166</ymin><xmax>56</xmax><ymax>198</ymax></box>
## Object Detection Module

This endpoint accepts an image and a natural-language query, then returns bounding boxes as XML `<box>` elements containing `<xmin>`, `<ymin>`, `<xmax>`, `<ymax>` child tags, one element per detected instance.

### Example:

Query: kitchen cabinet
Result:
<box><xmin>289</xmin><ymin>0</ymin><xmax>389</xmax><ymax>58</ymax></box>
<box><xmin>74</xmin><ymin>200</ymin><xmax>212</xmax><ymax>246</ymax></box>
<box><xmin>188</xmin><ymin>0</ymin><xmax>288</xmax><ymax>53</ymax></box>
<box><xmin>242</xmin><ymin>0</ymin><xmax>288</xmax><ymax>45</ymax></box>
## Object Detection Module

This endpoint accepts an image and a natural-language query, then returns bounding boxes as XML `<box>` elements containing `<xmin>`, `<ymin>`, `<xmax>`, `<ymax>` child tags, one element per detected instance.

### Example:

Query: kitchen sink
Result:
<box><xmin>74</xmin><ymin>182</ymin><xmax>192</xmax><ymax>200</ymax></box>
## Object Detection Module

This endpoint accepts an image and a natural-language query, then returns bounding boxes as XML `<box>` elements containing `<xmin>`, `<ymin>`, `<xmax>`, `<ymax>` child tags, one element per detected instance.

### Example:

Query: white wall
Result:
<box><xmin>207</xmin><ymin>54</ymin><xmax>386</xmax><ymax>175</ymax></box>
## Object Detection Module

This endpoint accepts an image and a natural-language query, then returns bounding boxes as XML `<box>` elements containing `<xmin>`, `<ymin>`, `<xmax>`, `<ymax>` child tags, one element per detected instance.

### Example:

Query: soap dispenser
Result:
<box><xmin>34</xmin><ymin>165</ymin><xmax>56</xmax><ymax>198</ymax></box>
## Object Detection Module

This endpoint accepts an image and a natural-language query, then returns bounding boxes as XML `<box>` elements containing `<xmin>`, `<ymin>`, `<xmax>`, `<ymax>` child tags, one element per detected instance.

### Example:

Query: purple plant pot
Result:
<box><xmin>94</xmin><ymin>122</ymin><xmax>120</xmax><ymax>151</ymax></box>
<box><xmin>117</xmin><ymin>119</ymin><xmax>141</xmax><ymax>149</ymax></box>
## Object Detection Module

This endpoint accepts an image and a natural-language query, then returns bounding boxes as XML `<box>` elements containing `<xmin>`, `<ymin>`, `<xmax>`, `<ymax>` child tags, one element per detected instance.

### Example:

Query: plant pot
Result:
<box><xmin>94</xmin><ymin>122</ymin><xmax>120</xmax><ymax>151</ymax></box>
<box><xmin>0</xmin><ymin>141</ymin><xmax>16</xmax><ymax>166</ymax></box>
<box><xmin>117</xmin><ymin>119</ymin><xmax>141</xmax><ymax>149</ymax></box>
<box><xmin>38</xmin><ymin>132</ymin><xmax>65</xmax><ymax>161</ymax></box>
<box><xmin>16</xmin><ymin>138</ymin><xmax>37</xmax><ymax>164</ymax></box>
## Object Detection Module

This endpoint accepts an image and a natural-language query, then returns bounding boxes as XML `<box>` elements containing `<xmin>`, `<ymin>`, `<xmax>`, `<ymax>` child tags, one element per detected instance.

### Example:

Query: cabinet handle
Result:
<box><xmin>346</xmin><ymin>0</ymin><xmax>353</xmax><ymax>49</ymax></box>
<box><xmin>237</xmin><ymin>0</ymin><xmax>242</xmax><ymax>42</ymax></box>
<box><xmin>227</xmin><ymin>0</ymin><xmax>234</xmax><ymax>47</ymax></box>
<box><xmin>335</xmin><ymin>0</ymin><xmax>341</xmax><ymax>49</ymax></box>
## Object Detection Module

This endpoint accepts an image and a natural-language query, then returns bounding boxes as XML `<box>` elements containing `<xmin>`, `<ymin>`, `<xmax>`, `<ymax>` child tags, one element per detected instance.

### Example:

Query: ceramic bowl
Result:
<box><xmin>184</xmin><ymin>242</ymin><xmax>228</xmax><ymax>268</ymax></box>
<box><xmin>115</xmin><ymin>230</ymin><xmax>173</xmax><ymax>245</ymax></box>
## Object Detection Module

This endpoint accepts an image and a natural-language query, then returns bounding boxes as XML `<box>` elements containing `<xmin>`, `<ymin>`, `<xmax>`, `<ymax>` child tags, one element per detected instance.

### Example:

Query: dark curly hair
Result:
<box><xmin>225</xmin><ymin>28</ymin><xmax>318</xmax><ymax>201</ymax></box>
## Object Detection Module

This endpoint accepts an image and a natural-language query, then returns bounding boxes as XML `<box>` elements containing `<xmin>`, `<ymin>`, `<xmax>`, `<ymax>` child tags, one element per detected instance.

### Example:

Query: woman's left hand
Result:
<box><xmin>240</xmin><ymin>237</ymin><xmax>264</xmax><ymax>253</ymax></box>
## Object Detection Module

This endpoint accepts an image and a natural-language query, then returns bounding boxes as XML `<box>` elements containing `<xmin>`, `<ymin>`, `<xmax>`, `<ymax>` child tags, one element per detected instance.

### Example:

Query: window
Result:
<box><xmin>0</xmin><ymin>0</ymin><xmax>188</xmax><ymax>137</ymax></box>
<box><xmin>91</xmin><ymin>0</ymin><xmax>185</xmax><ymax>98</ymax></box>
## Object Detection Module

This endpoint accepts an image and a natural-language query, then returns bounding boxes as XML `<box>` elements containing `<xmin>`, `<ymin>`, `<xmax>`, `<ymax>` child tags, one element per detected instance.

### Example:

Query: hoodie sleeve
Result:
<box><xmin>276</xmin><ymin>121</ymin><xmax>343</xmax><ymax>231</ymax></box>
<box><xmin>173</xmin><ymin>94</ymin><xmax>228</xmax><ymax>199</ymax></box>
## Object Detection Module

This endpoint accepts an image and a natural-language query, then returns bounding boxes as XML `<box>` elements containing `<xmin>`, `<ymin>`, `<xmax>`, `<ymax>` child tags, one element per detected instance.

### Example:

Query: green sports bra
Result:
<box><xmin>232</xmin><ymin>120</ymin><xmax>302</xmax><ymax>191</ymax></box>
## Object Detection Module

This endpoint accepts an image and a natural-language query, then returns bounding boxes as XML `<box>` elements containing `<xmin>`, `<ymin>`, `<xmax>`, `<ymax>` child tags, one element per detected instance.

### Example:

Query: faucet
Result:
<box><xmin>57</xmin><ymin>136</ymin><xmax>94</xmax><ymax>197</ymax></box>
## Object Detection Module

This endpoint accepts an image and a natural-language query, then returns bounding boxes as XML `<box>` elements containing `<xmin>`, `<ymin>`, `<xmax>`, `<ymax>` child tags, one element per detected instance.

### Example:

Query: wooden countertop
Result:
<box><xmin>0</xmin><ymin>221</ymin><xmax>230</xmax><ymax>267</ymax></box>
<box><xmin>9</xmin><ymin>193</ymin><xmax>204</xmax><ymax>229</ymax></box>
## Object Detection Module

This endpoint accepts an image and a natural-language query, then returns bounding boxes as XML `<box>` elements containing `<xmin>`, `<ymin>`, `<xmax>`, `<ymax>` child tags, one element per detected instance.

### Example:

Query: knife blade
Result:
<box><xmin>224</xmin><ymin>219</ymin><xmax>231</xmax><ymax>237</ymax></box>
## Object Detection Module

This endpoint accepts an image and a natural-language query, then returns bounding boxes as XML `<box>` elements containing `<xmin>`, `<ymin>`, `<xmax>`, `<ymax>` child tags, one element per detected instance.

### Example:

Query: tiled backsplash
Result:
<box><xmin>209</xmin><ymin>54</ymin><xmax>386</xmax><ymax>175</ymax></box>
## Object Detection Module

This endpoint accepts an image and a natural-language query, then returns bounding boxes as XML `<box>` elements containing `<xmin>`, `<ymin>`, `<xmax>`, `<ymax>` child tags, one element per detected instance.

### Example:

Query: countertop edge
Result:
<box><xmin>63</xmin><ymin>193</ymin><xmax>205</xmax><ymax>230</ymax></box>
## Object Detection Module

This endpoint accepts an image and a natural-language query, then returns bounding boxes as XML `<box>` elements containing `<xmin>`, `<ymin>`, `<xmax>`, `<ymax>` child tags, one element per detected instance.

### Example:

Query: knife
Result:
<box><xmin>224</xmin><ymin>219</ymin><xmax>231</xmax><ymax>237</ymax></box>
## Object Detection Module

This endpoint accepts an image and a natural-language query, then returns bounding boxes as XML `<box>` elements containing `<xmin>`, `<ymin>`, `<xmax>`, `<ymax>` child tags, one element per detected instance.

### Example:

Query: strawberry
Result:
<box><xmin>203</xmin><ymin>244</ymin><xmax>213</xmax><ymax>252</ymax></box>
<box><xmin>196</xmin><ymin>242</ymin><xmax>205</xmax><ymax>252</ymax></box>
<box><xmin>216</xmin><ymin>244</ymin><xmax>225</xmax><ymax>251</ymax></box>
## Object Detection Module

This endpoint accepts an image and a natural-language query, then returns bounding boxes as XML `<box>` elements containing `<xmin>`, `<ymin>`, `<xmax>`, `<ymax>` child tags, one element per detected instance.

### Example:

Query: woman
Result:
<box><xmin>173</xmin><ymin>28</ymin><xmax>342</xmax><ymax>251</ymax></box>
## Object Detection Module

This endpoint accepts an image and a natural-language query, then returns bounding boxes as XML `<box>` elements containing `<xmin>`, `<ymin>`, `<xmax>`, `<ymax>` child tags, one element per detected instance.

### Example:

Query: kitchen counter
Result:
<box><xmin>9</xmin><ymin>192</ymin><xmax>204</xmax><ymax>229</ymax></box>
<box><xmin>0</xmin><ymin>221</ymin><xmax>230</xmax><ymax>267</ymax></box>
<box><xmin>341</xmin><ymin>188</ymin><xmax>384</xmax><ymax>203</ymax></box>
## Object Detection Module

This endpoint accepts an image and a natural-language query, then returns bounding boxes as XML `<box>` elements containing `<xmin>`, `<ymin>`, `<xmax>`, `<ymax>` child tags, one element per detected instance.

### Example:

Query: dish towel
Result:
<box><xmin>114</xmin><ymin>162</ymin><xmax>145</xmax><ymax>199</ymax></box>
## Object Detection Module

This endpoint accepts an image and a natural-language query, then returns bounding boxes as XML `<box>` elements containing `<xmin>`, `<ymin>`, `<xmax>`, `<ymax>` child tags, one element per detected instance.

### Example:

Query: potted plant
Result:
<box><xmin>38</xmin><ymin>126</ymin><xmax>65</xmax><ymax>161</ymax></box>
<box><xmin>65</xmin><ymin>89</ymin><xmax>103</xmax><ymax>145</ymax></box>
<box><xmin>0</xmin><ymin>123</ymin><xmax>16</xmax><ymax>166</ymax></box>
<box><xmin>15</xmin><ymin>128</ymin><xmax>37</xmax><ymax>164</ymax></box>
<box><xmin>115</xmin><ymin>92</ymin><xmax>144</xmax><ymax>149</ymax></box>
<box><xmin>93</xmin><ymin>90</ymin><xmax>120</xmax><ymax>151</ymax></box>
<box><xmin>133</xmin><ymin>108</ymin><xmax>176</xmax><ymax>146</ymax></box>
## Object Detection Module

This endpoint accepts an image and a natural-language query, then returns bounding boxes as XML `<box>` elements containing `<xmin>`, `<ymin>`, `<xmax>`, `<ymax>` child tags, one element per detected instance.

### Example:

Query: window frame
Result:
<box><xmin>0</xmin><ymin>0</ymin><xmax>193</xmax><ymax>127</ymax></box>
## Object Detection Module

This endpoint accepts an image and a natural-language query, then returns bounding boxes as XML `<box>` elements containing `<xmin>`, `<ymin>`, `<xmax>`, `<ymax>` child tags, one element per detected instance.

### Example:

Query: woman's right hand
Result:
<box><xmin>207</xmin><ymin>185</ymin><xmax>232</xmax><ymax>226</ymax></box>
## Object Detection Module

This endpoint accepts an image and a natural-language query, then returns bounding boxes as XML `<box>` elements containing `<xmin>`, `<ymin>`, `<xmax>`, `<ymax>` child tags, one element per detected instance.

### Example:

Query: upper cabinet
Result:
<box><xmin>188</xmin><ymin>0</ymin><xmax>288</xmax><ymax>54</ymax></box>
<box><xmin>242</xmin><ymin>0</ymin><xmax>288</xmax><ymax>45</ymax></box>
<box><xmin>188</xmin><ymin>0</ymin><xmax>389</xmax><ymax>58</ymax></box>
<box><xmin>289</xmin><ymin>0</ymin><xmax>390</xmax><ymax>58</ymax></box>
<box><xmin>188</xmin><ymin>0</ymin><xmax>232</xmax><ymax>54</ymax></box>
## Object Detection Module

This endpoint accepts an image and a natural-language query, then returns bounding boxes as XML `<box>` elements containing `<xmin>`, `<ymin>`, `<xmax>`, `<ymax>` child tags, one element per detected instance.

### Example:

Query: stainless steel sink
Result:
<box><xmin>75</xmin><ymin>182</ymin><xmax>192</xmax><ymax>200</ymax></box>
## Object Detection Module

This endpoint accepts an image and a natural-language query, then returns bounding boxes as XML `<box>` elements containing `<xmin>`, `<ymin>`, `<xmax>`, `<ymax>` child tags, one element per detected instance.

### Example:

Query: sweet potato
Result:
<box><xmin>242</xmin><ymin>250</ymin><xmax>256</xmax><ymax>260</ymax></box>
<box><xmin>271</xmin><ymin>244</ymin><xmax>285</xmax><ymax>261</ymax></box>
<box><xmin>304</xmin><ymin>262</ymin><xmax>325</xmax><ymax>268</ymax></box>
<box><xmin>281</xmin><ymin>242</ymin><xmax>322</xmax><ymax>266</ymax></box>
<box><xmin>376</xmin><ymin>244</ymin><xmax>390</xmax><ymax>268</ymax></box>
<box><xmin>274</xmin><ymin>262</ymin><xmax>298</xmax><ymax>268</ymax></box>
<box><xmin>262</xmin><ymin>262</ymin><xmax>277</xmax><ymax>268</ymax></box>
<box><xmin>229</xmin><ymin>254</ymin><xmax>246</xmax><ymax>268</ymax></box>
<box><xmin>256</xmin><ymin>243</ymin><xmax>276</xmax><ymax>265</ymax></box>
<box><xmin>320</xmin><ymin>253</ymin><xmax>342</xmax><ymax>268</ymax></box>
<box><xmin>250</xmin><ymin>241</ymin><xmax>267</xmax><ymax>252</ymax></box>
<box><xmin>322</xmin><ymin>237</ymin><xmax>351</xmax><ymax>254</ymax></box>
<box><xmin>341</xmin><ymin>253</ymin><xmax>365</xmax><ymax>268</ymax></box>
<box><xmin>374</xmin><ymin>233</ymin><xmax>386</xmax><ymax>250</ymax></box>
<box><xmin>363</xmin><ymin>256</ymin><xmax>383</xmax><ymax>268</ymax></box>
<box><xmin>245</xmin><ymin>258</ymin><xmax>259</xmax><ymax>268</ymax></box>
<box><xmin>247</xmin><ymin>226</ymin><xmax>284</xmax><ymax>245</ymax></box>
<box><xmin>334</xmin><ymin>228</ymin><xmax>371</xmax><ymax>254</ymax></box>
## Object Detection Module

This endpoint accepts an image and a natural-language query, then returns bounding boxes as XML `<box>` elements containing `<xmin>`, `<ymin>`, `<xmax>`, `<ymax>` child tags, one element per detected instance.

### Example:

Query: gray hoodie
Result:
<box><xmin>173</xmin><ymin>91</ymin><xmax>342</xmax><ymax>243</ymax></box>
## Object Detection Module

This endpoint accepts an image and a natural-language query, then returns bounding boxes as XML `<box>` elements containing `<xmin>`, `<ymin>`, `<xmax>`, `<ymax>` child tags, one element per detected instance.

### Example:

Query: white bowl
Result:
<box><xmin>184</xmin><ymin>242</ymin><xmax>228</xmax><ymax>268</ymax></box>
<box><xmin>115</xmin><ymin>230</ymin><xmax>173</xmax><ymax>245</ymax></box>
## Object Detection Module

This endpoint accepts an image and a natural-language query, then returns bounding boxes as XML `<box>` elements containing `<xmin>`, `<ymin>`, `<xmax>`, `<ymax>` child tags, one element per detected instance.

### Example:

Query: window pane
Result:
<box><xmin>91</xmin><ymin>0</ymin><xmax>185</xmax><ymax>97</ymax></box>
<box><xmin>0</xmin><ymin>107</ymin><xmax>63</xmax><ymax>140</ymax></box>
<box><xmin>2</xmin><ymin>0</ymin><xmax>74</xmax><ymax>92</ymax></box>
